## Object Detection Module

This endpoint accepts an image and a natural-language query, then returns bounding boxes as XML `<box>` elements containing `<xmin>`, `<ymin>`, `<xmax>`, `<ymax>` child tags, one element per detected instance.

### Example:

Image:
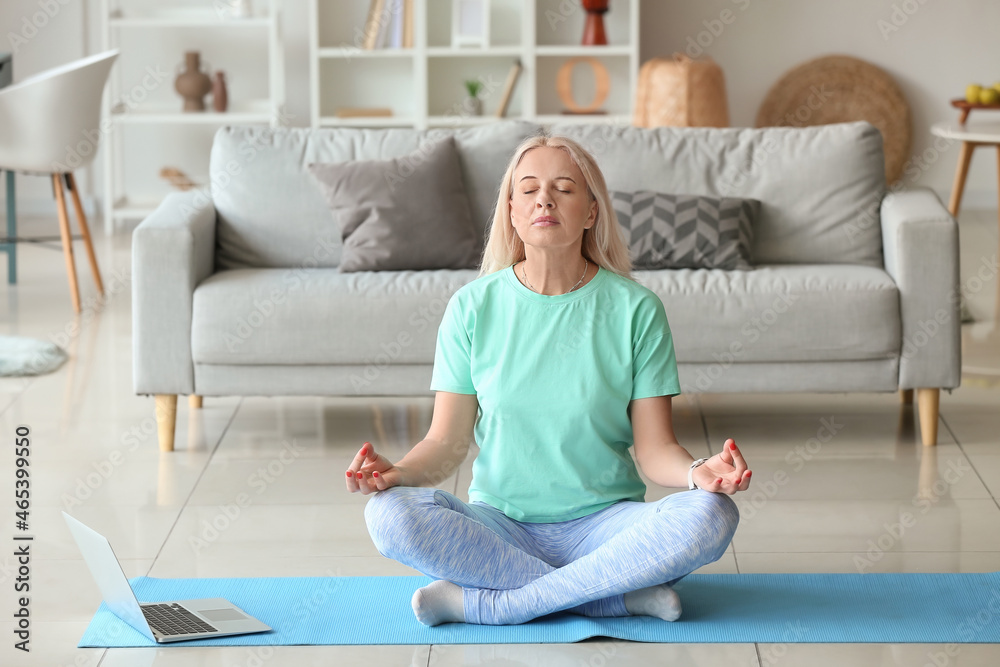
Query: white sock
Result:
<box><xmin>623</xmin><ymin>583</ymin><xmax>682</xmax><ymax>622</ymax></box>
<box><xmin>411</xmin><ymin>580</ymin><xmax>466</xmax><ymax>626</ymax></box>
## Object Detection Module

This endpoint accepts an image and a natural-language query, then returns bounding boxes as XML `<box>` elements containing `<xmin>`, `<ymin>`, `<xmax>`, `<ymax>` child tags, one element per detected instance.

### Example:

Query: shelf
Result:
<box><xmin>316</xmin><ymin>55</ymin><xmax>416</xmax><ymax>121</ymax></box>
<box><xmin>318</xmin><ymin>116</ymin><xmax>419</xmax><ymax>127</ymax></box>
<box><xmin>102</xmin><ymin>0</ymin><xmax>286</xmax><ymax>234</ymax></box>
<box><xmin>427</xmin><ymin>114</ymin><xmax>527</xmax><ymax>126</ymax></box>
<box><xmin>316</xmin><ymin>47</ymin><xmax>415</xmax><ymax>58</ymax></box>
<box><xmin>535</xmin><ymin>52</ymin><xmax>633</xmax><ymax>118</ymax></box>
<box><xmin>108</xmin><ymin>9</ymin><xmax>273</xmax><ymax>28</ymax></box>
<box><xmin>426</xmin><ymin>46</ymin><xmax>524</xmax><ymax>57</ymax></box>
<box><xmin>534</xmin><ymin>45</ymin><xmax>634</xmax><ymax>57</ymax></box>
<box><xmin>426</xmin><ymin>0</ymin><xmax>522</xmax><ymax>49</ymax></box>
<box><xmin>427</xmin><ymin>55</ymin><xmax>524</xmax><ymax>118</ymax></box>
<box><xmin>534</xmin><ymin>114</ymin><xmax>633</xmax><ymax>126</ymax></box>
<box><xmin>310</xmin><ymin>0</ymin><xmax>639</xmax><ymax>130</ymax></box>
<box><xmin>110</xmin><ymin>197</ymin><xmax>166</xmax><ymax>221</ymax></box>
<box><xmin>111</xmin><ymin>100</ymin><xmax>276</xmax><ymax>124</ymax></box>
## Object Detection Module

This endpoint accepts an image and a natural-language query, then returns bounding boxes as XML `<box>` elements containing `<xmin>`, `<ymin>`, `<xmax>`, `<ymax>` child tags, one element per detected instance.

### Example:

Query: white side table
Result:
<box><xmin>930</xmin><ymin>121</ymin><xmax>1000</xmax><ymax>225</ymax></box>
<box><xmin>931</xmin><ymin>120</ymin><xmax>1000</xmax><ymax>316</ymax></box>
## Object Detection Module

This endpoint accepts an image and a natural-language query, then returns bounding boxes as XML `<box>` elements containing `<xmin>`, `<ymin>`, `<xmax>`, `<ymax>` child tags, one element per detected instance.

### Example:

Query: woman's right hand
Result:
<box><xmin>345</xmin><ymin>441</ymin><xmax>404</xmax><ymax>494</ymax></box>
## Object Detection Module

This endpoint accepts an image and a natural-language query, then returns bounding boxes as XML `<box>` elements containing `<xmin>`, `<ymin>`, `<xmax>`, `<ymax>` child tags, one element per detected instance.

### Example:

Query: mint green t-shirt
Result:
<box><xmin>430</xmin><ymin>264</ymin><xmax>681</xmax><ymax>523</ymax></box>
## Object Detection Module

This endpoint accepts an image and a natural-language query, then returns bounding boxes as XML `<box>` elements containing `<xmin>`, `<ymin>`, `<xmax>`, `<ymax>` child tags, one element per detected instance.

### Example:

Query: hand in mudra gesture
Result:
<box><xmin>345</xmin><ymin>441</ymin><xmax>403</xmax><ymax>494</ymax></box>
<box><xmin>691</xmin><ymin>438</ymin><xmax>752</xmax><ymax>495</ymax></box>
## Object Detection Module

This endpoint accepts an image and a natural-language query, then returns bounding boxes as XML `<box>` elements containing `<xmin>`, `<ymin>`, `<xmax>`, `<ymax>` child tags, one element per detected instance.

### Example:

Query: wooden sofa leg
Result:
<box><xmin>155</xmin><ymin>394</ymin><xmax>178</xmax><ymax>452</ymax></box>
<box><xmin>900</xmin><ymin>389</ymin><xmax>913</xmax><ymax>405</ymax></box>
<box><xmin>189</xmin><ymin>395</ymin><xmax>203</xmax><ymax>409</ymax></box>
<box><xmin>917</xmin><ymin>388</ymin><xmax>940</xmax><ymax>446</ymax></box>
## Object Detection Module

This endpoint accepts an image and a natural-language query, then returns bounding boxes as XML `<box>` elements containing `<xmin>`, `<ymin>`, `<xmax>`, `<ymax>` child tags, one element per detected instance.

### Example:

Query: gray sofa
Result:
<box><xmin>132</xmin><ymin>120</ymin><xmax>960</xmax><ymax>451</ymax></box>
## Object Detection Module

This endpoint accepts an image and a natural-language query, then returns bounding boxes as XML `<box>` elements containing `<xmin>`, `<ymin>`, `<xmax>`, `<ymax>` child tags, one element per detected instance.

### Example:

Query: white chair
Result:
<box><xmin>0</xmin><ymin>50</ymin><xmax>118</xmax><ymax>313</ymax></box>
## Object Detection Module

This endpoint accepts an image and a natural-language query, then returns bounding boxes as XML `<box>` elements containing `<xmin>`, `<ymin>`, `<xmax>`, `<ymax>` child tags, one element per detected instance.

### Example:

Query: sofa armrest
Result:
<box><xmin>880</xmin><ymin>187</ymin><xmax>961</xmax><ymax>389</ymax></box>
<box><xmin>132</xmin><ymin>190</ymin><xmax>217</xmax><ymax>396</ymax></box>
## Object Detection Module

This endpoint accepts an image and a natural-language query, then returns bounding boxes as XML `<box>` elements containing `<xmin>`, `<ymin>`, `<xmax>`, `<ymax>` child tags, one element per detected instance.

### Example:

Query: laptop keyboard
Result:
<box><xmin>141</xmin><ymin>603</ymin><xmax>218</xmax><ymax>636</ymax></box>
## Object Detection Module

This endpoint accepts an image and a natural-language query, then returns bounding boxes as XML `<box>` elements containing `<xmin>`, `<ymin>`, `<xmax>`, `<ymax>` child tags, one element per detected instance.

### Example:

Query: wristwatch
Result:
<box><xmin>688</xmin><ymin>458</ymin><xmax>709</xmax><ymax>490</ymax></box>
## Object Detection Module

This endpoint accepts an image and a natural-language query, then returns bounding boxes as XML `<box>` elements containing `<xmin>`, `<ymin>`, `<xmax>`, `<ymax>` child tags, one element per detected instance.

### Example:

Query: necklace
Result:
<box><xmin>520</xmin><ymin>258</ymin><xmax>589</xmax><ymax>295</ymax></box>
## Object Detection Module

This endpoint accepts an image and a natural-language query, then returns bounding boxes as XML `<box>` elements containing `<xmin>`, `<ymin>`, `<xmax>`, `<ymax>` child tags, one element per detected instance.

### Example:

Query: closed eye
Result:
<box><xmin>523</xmin><ymin>190</ymin><xmax>570</xmax><ymax>194</ymax></box>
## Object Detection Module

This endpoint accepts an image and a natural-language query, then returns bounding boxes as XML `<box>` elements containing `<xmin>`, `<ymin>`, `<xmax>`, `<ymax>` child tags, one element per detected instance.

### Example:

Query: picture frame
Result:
<box><xmin>452</xmin><ymin>0</ymin><xmax>490</xmax><ymax>48</ymax></box>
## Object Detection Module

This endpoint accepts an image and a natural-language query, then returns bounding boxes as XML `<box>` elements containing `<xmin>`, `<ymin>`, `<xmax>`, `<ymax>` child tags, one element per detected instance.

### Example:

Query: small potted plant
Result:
<box><xmin>463</xmin><ymin>79</ymin><xmax>483</xmax><ymax>116</ymax></box>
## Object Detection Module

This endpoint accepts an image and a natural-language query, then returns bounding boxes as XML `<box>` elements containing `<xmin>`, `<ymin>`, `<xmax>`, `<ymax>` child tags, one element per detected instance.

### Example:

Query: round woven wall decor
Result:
<box><xmin>755</xmin><ymin>54</ymin><xmax>912</xmax><ymax>186</ymax></box>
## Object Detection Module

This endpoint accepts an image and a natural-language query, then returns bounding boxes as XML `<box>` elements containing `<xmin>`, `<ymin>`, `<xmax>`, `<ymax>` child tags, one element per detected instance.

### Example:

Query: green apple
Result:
<box><xmin>967</xmin><ymin>84</ymin><xmax>983</xmax><ymax>103</ymax></box>
<box><xmin>980</xmin><ymin>88</ymin><xmax>999</xmax><ymax>105</ymax></box>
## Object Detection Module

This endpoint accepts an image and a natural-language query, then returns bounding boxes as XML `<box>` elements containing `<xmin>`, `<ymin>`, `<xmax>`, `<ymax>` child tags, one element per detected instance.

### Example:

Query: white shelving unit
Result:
<box><xmin>100</xmin><ymin>0</ymin><xmax>286</xmax><ymax>233</ymax></box>
<box><xmin>309</xmin><ymin>0</ymin><xmax>640</xmax><ymax>130</ymax></box>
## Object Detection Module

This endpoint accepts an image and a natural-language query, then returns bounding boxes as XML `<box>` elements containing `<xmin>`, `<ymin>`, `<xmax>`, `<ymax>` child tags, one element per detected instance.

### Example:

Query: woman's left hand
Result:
<box><xmin>692</xmin><ymin>438</ymin><xmax>752</xmax><ymax>495</ymax></box>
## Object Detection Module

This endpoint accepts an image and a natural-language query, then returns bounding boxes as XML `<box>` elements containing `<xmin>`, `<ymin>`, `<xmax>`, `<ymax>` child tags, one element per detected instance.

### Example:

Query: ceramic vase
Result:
<box><xmin>463</xmin><ymin>96</ymin><xmax>483</xmax><ymax>116</ymax></box>
<box><xmin>581</xmin><ymin>0</ymin><xmax>609</xmax><ymax>46</ymax></box>
<box><xmin>212</xmin><ymin>71</ymin><xmax>228</xmax><ymax>112</ymax></box>
<box><xmin>175</xmin><ymin>51</ymin><xmax>212</xmax><ymax>112</ymax></box>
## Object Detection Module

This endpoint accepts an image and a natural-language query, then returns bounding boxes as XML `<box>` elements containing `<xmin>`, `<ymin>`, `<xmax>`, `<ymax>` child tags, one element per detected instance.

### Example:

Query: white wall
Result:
<box><xmin>2</xmin><ymin>0</ymin><xmax>998</xmax><ymax>227</ymax></box>
<box><xmin>641</xmin><ymin>0</ymin><xmax>1000</xmax><ymax>210</ymax></box>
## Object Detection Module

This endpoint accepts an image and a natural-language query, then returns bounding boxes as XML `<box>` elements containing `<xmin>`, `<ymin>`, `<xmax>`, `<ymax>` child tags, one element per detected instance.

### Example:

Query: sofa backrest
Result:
<box><xmin>210</xmin><ymin>120</ymin><xmax>887</xmax><ymax>270</ymax></box>
<box><xmin>210</xmin><ymin>121</ymin><xmax>543</xmax><ymax>270</ymax></box>
<box><xmin>549</xmin><ymin>121</ymin><xmax>887</xmax><ymax>267</ymax></box>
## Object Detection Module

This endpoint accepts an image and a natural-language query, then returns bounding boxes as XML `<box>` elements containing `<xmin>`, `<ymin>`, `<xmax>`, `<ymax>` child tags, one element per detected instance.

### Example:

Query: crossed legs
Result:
<box><xmin>364</xmin><ymin>486</ymin><xmax>739</xmax><ymax>625</ymax></box>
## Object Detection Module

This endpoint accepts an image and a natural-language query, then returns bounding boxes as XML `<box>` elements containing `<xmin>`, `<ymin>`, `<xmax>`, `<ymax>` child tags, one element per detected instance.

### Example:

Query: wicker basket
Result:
<box><xmin>633</xmin><ymin>53</ymin><xmax>730</xmax><ymax>128</ymax></box>
<box><xmin>755</xmin><ymin>54</ymin><xmax>912</xmax><ymax>186</ymax></box>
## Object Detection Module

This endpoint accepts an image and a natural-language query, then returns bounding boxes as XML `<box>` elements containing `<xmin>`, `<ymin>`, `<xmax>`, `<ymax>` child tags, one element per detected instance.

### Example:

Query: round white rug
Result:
<box><xmin>0</xmin><ymin>335</ymin><xmax>69</xmax><ymax>376</ymax></box>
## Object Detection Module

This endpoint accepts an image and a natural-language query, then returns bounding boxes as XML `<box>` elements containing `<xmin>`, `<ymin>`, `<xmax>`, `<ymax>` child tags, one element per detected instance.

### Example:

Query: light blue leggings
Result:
<box><xmin>363</xmin><ymin>486</ymin><xmax>739</xmax><ymax>625</ymax></box>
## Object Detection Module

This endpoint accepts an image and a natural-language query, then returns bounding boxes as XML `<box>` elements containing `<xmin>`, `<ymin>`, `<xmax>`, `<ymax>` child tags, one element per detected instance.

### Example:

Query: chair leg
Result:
<box><xmin>65</xmin><ymin>173</ymin><xmax>104</xmax><ymax>296</ymax></box>
<box><xmin>189</xmin><ymin>395</ymin><xmax>203</xmax><ymax>409</ymax></box>
<box><xmin>52</xmin><ymin>174</ymin><xmax>81</xmax><ymax>314</ymax></box>
<box><xmin>947</xmin><ymin>140</ymin><xmax>976</xmax><ymax>217</ymax></box>
<box><xmin>6</xmin><ymin>170</ymin><xmax>16</xmax><ymax>285</ymax></box>
<box><xmin>155</xmin><ymin>394</ymin><xmax>178</xmax><ymax>452</ymax></box>
<box><xmin>899</xmin><ymin>389</ymin><xmax>913</xmax><ymax>405</ymax></box>
<box><xmin>917</xmin><ymin>388</ymin><xmax>940</xmax><ymax>446</ymax></box>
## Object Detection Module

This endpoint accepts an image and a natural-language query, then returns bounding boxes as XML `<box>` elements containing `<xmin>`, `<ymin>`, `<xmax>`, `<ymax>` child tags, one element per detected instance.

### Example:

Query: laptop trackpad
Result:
<box><xmin>199</xmin><ymin>608</ymin><xmax>248</xmax><ymax>622</ymax></box>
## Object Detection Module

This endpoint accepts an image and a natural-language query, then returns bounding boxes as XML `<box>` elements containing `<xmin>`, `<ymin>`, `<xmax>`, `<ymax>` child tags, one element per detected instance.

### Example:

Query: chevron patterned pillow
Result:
<box><xmin>610</xmin><ymin>191</ymin><xmax>758</xmax><ymax>270</ymax></box>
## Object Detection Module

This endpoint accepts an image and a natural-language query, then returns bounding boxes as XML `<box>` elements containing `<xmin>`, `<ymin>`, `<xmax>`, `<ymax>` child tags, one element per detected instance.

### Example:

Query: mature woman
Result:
<box><xmin>346</xmin><ymin>135</ymin><xmax>752</xmax><ymax>627</ymax></box>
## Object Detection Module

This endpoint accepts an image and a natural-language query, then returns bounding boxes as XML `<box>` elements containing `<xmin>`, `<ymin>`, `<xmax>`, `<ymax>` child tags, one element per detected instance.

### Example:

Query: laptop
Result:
<box><xmin>63</xmin><ymin>512</ymin><xmax>271</xmax><ymax>643</ymax></box>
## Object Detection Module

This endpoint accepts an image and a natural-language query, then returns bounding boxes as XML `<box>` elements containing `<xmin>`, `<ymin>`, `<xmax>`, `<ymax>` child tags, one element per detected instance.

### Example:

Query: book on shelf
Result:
<box><xmin>363</xmin><ymin>0</ymin><xmax>412</xmax><ymax>50</ymax></box>
<box><xmin>375</xmin><ymin>0</ymin><xmax>391</xmax><ymax>48</ymax></box>
<box><xmin>496</xmin><ymin>59</ymin><xmax>523</xmax><ymax>118</ymax></box>
<box><xmin>403</xmin><ymin>0</ymin><xmax>413</xmax><ymax>48</ymax></box>
<box><xmin>389</xmin><ymin>0</ymin><xmax>403</xmax><ymax>48</ymax></box>
<box><xmin>362</xmin><ymin>0</ymin><xmax>383</xmax><ymax>49</ymax></box>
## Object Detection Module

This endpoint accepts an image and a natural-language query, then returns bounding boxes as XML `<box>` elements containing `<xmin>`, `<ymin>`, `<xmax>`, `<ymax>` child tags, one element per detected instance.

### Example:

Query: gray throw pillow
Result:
<box><xmin>610</xmin><ymin>191</ymin><xmax>758</xmax><ymax>271</ymax></box>
<box><xmin>308</xmin><ymin>136</ymin><xmax>481</xmax><ymax>272</ymax></box>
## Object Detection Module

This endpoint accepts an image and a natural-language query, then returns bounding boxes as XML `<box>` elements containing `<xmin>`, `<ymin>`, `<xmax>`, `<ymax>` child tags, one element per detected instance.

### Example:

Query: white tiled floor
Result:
<box><xmin>0</xmin><ymin>209</ymin><xmax>998</xmax><ymax>666</ymax></box>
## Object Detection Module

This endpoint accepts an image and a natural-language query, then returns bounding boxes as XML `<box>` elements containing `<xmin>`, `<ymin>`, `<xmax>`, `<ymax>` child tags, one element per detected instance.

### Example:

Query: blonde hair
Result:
<box><xmin>478</xmin><ymin>134</ymin><xmax>634</xmax><ymax>281</ymax></box>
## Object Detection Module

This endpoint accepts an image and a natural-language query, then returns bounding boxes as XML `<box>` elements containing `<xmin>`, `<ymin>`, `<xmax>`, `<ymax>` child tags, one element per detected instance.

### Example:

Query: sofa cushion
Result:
<box><xmin>611</xmin><ymin>190</ymin><xmax>757</xmax><ymax>270</ymax></box>
<box><xmin>192</xmin><ymin>264</ymin><xmax>899</xmax><ymax>371</ymax></box>
<box><xmin>634</xmin><ymin>264</ymin><xmax>900</xmax><ymax>364</ymax></box>
<box><xmin>191</xmin><ymin>268</ymin><xmax>477</xmax><ymax>367</ymax></box>
<box><xmin>308</xmin><ymin>137</ymin><xmax>481</xmax><ymax>272</ymax></box>
<box><xmin>550</xmin><ymin>121</ymin><xmax>887</xmax><ymax>267</ymax></box>
<box><xmin>211</xmin><ymin>121</ymin><xmax>543</xmax><ymax>270</ymax></box>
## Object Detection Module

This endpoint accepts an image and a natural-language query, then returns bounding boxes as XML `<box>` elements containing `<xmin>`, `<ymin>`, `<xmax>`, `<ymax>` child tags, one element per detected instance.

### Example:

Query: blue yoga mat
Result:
<box><xmin>79</xmin><ymin>573</ymin><xmax>1000</xmax><ymax>646</ymax></box>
